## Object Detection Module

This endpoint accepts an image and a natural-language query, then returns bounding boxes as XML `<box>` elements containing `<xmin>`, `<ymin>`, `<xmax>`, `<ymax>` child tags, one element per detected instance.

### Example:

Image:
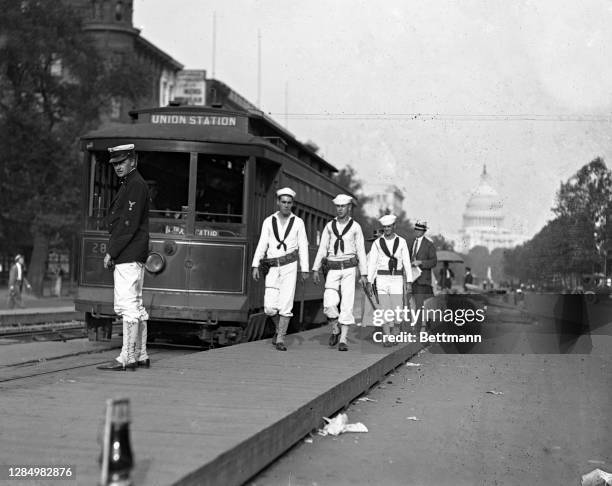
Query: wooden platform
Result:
<box><xmin>0</xmin><ymin>326</ymin><xmax>423</xmax><ymax>486</ymax></box>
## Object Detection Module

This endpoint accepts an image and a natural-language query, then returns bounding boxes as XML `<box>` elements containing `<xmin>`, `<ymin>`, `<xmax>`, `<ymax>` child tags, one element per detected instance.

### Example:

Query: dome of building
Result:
<box><xmin>463</xmin><ymin>165</ymin><xmax>504</xmax><ymax>227</ymax></box>
<box><xmin>456</xmin><ymin>165</ymin><xmax>527</xmax><ymax>253</ymax></box>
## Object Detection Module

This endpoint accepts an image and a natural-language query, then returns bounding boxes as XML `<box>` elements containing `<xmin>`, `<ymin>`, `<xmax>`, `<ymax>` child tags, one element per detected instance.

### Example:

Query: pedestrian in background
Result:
<box><xmin>409</xmin><ymin>220</ymin><xmax>437</xmax><ymax>329</ymax></box>
<box><xmin>7</xmin><ymin>254</ymin><xmax>31</xmax><ymax>309</ymax></box>
<box><xmin>54</xmin><ymin>266</ymin><xmax>64</xmax><ymax>297</ymax></box>
<box><xmin>438</xmin><ymin>261</ymin><xmax>455</xmax><ymax>291</ymax></box>
<box><xmin>97</xmin><ymin>144</ymin><xmax>151</xmax><ymax>371</ymax></box>
<box><xmin>463</xmin><ymin>266</ymin><xmax>474</xmax><ymax>291</ymax></box>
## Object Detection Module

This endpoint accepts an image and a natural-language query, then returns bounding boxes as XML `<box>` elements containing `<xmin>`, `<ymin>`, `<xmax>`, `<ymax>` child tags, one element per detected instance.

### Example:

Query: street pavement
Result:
<box><xmin>0</xmin><ymin>288</ymin><xmax>74</xmax><ymax>311</ymax></box>
<box><xmin>249</xmin><ymin>310</ymin><xmax>612</xmax><ymax>486</ymax></box>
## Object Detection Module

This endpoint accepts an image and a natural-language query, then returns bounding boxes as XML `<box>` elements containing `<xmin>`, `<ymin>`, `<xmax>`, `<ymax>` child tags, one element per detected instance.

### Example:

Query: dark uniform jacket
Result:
<box><xmin>409</xmin><ymin>236</ymin><xmax>437</xmax><ymax>287</ymax></box>
<box><xmin>106</xmin><ymin>169</ymin><xmax>150</xmax><ymax>264</ymax></box>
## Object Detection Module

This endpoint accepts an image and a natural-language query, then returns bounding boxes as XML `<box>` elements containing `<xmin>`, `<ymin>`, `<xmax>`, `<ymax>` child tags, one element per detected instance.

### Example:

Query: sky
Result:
<box><xmin>134</xmin><ymin>0</ymin><xmax>612</xmax><ymax>238</ymax></box>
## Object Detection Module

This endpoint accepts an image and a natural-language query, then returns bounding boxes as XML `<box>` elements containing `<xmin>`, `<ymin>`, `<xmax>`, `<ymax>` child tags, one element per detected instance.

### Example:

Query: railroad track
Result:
<box><xmin>0</xmin><ymin>322</ymin><xmax>89</xmax><ymax>342</ymax></box>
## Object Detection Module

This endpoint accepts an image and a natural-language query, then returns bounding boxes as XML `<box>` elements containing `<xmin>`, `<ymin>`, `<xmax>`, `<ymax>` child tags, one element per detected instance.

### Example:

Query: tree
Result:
<box><xmin>0</xmin><ymin>0</ymin><xmax>150</xmax><ymax>294</ymax></box>
<box><xmin>504</xmin><ymin>158</ymin><xmax>612</xmax><ymax>288</ymax></box>
<box><xmin>553</xmin><ymin>157</ymin><xmax>612</xmax><ymax>274</ymax></box>
<box><xmin>430</xmin><ymin>234</ymin><xmax>454</xmax><ymax>251</ymax></box>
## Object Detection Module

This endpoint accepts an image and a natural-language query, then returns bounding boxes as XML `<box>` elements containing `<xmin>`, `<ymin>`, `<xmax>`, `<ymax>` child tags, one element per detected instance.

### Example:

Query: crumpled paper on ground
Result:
<box><xmin>582</xmin><ymin>469</ymin><xmax>612</xmax><ymax>486</ymax></box>
<box><xmin>318</xmin><ymin>413</ymin><xmax>368</xmax><ymax>436</ymax></box>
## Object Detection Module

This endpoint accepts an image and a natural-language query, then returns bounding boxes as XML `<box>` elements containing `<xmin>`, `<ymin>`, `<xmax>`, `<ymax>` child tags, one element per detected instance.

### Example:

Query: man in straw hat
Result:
<box><xmin>409</xmin><ymin>220</ymin><xmax>438</xmax><ymax>330</ymax></box>
<box><xmin>252</xmin><ymin>187</ymin><xmax>309</xmax><ymax>351</ymax></box>
<box><xmin>366</xmin><ymin>214</ymin><xmax>413</xmax><ymax>345</ymax></box>
<box><xmin>97</xmin><ymin>144</ymin><xmax>151</xmax><ymax>371</ymax></box>
<box><xmin>312</xmin><ymin>194</ymin><xmax>368</xmax><ymax>351</ymax></box>
<box><xmin>7</xmin><ymin>254</ymin><xmax>31</xmax><ymax>309</ymax></box>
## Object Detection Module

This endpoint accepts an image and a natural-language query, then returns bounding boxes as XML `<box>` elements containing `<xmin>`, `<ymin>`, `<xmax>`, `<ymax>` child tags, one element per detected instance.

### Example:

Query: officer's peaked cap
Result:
<box><xmin>108</xmin><ymin>144</ymin><xmax>135</xmax><ymax>164</ymax></box>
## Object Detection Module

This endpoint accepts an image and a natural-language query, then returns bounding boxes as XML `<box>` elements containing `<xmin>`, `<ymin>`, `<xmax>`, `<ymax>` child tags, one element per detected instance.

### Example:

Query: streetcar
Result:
<box><xmin>77</xmin><ymin>85</ymin><xmax>349</xmax><ymax>345</ymax></box>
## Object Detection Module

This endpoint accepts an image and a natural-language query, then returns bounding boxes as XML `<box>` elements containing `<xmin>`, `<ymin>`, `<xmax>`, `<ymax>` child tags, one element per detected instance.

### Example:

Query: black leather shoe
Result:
<box><xmin>338</xmin><ymin>342</ymin><xmax>348</xmax><ymax>352</ymax></box>
<box><xmin>97</xmin><ymin>361</ymin><xmax>129</xmax><ymax>371</ymax></box>
<box><xmin>137</xmin><ymin>359</ymin><xmax>150</xmax><ymax>368</ymax></box>
<box><xmin>275</xmin><ymin>342</ymin><xmax>287</xmax><ymax>351</ymax></box>
<box><xmin>329</xmin><ymin>333</ymin><xmax>340</xmax><ymax>347</ymax></box>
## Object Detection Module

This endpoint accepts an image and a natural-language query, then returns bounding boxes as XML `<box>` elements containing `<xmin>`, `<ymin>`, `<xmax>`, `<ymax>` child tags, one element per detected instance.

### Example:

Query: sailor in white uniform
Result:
<box><xmin>366</xmin><ymin>214</ymin><xmax>413</xmax><ymax>345</ymax></box>
<box><xmin>252</xmin><ymin>187</ymin><xmax>309</xmax><ymax>351</ymax></box>
<box><xmin>312</xmin><ymin>194</ymin><xmax>368</xmax><ymax>351</ymax></box>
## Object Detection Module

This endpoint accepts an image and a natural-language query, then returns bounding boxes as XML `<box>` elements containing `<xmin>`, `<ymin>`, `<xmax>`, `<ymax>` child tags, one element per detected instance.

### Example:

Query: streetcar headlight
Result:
<box><xmin>145</xmin><ymin>252</ymin><xmax>165</xmax><ymax>273</ymax></box>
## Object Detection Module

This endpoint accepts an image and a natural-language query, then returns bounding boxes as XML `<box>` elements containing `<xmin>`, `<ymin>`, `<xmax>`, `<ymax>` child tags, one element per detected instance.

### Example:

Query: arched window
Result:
<box><xmin>92</xmin><ymin>0</ymin><xmax>102</xmax><ymax>19</ymax></box>
<box><xmin>115</xmin><ymin>0</ymin><xmax>123</xmax><ymax>21</ymax></box>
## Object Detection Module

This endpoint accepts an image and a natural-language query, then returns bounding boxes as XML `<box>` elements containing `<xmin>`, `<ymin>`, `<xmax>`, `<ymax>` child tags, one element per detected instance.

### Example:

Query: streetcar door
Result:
<box><xmin>253</xmin><ymin>159</ymin><xmax>278</xmax><ymax>228</ymax></box>
<box><xmin>250</xmin><ymin>158</ymin><xmax>280</xmax><ymax>304</ymax></box>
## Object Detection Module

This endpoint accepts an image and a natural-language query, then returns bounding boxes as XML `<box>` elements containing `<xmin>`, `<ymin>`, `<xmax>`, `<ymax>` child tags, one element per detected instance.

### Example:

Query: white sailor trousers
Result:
<box><xmin>113</xmin><ymin>262</ymin><xmax>149</xmax><ymax>364</ymax></box>
<box><xmin>324</xmin><ymin>267</ymin><xmax>356</xmax><ymax>325</ymax></box>
<box><xmin>264</xmin><ymin>261</ymin><xmax>298</xmax><ymax>317</ymax></box>
<box><xmin>375</xmin><ymin>274</ymin><xmax>404</xmax><ymax>327</ymax></box>
<box><xmin>113</xmin><ymin>262</ymin><xmax>149</xmax><ymax>322</ymax></box>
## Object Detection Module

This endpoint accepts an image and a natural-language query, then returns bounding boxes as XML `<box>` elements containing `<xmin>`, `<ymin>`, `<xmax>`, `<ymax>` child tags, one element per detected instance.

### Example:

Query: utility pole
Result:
<box><xmin>284</xmin><ymin>81</ymin><xmax>289</xmax><ymax>129</ymax></box>
<box><xmin>257</xmin><ymin>29</ymin><xmax>261</xmax><ymax>108</ymax></box>
<box><xmin>212</xmin><ymin>12</ymin><xmax>216</xmax><ymax>79</ymax></box>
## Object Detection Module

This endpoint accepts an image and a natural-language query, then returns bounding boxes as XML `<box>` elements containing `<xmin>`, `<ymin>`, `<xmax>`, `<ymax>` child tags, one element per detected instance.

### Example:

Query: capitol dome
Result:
<box><xmin>456</xmin><ymin>165</ymin><xmax>527</xmax><ymax>253</ymax></box>
<box><xmin>462</xmin><ymin>165</ymin><xmax>504</xmax><ymax>228</ymax></box>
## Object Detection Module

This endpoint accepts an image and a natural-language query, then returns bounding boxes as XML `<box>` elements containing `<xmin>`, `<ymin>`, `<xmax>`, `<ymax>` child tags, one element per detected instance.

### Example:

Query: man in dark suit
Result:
<box><xmin>409</xmin><ymin>221</ymin><xmax>437</xmax><ymax>329</ymax></box>
<box><xmin>463</xmin><ymin>266</ymin><xmax>474</xmax><ymax>291</ymax></box>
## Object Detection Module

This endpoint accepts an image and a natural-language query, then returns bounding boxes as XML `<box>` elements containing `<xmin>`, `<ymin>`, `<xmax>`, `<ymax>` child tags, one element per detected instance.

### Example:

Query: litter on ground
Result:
<box><xmin>581</xmin><ymin>468</ymin><xmax>612</xmax><ymax>486</ymax></box>
<box><xmin>318</xmin><ymin>413</ymin><xmax>368</xmax><ymax>436</ymax></box>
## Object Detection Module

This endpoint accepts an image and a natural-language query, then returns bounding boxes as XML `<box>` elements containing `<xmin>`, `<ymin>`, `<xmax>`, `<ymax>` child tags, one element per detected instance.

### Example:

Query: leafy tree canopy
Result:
<box><xmin>0</xmin><ymin>0</ymin><xmax>151</xmax><ymax>292</ymax></box>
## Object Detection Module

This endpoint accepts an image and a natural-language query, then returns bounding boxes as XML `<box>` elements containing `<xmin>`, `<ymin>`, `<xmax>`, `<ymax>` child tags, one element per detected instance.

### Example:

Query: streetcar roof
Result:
<box><xmin>82</xmin><ymin>123</ymin><xmax>258</xmax><ymax>146</ymax></box>
<box><xmin>81</xmin><ymin>105</ymin><xmax>339</xmax><ymax>173</ymax></box>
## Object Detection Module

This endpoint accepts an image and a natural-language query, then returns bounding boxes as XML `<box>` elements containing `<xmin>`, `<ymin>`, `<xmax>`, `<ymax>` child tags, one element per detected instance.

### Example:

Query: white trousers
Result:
<box><xmin>264</xmin><ymin>261</ymin><xmax>298</xmax><ymax>317</ymax></box>
<box><xmin>376</xmin><ymin>274</ymin><xmax>404</xmax><ymax>327</ymax></box>
<box><xmin>114</xmin><ymin>262</ymin><xmax>149</xmax><ymax>364</ymax></box>
<box><xmin>324</xmin><ymin>267</ymin><xmax>356</xmax><ymax>325</ymax></box>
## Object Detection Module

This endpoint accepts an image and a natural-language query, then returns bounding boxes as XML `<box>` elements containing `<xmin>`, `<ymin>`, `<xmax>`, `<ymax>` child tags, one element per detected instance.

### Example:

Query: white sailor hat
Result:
<box><xmin>414</xmin><ymin>220</ymin><xmax>428</xmax><ymax>231</ymax></box>
<box><xmin>276</xmin><ymin>187</ymin><xmax>296</xmax><ymax>199</ymax></box>
<box><xmin>332</xmin><ymin>194</ymin><xmax>353</xmax><ymax>205</ymax></box>
<box><xmin>379</xmin><ymin>214</ymin><xmax>397</xmax><ymax>226</ymax></box>
<box><xmin>108</xmin><ymin>144</ymin><xmax>135</xmax><ymax>164</ymax></box>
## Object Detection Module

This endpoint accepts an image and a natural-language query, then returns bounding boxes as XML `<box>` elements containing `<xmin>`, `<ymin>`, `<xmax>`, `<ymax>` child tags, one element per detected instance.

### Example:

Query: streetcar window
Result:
<box><xmin>137</xmin><ymin>151</ymin><xmax>189</xmax><ymax>234</ymax></box>
<box><xmin>86</xmin><ymin>150</ymin><xmax>190</xmax><ymax>234</ymax></box>
<box><xmin>195</xmin><ymin>154</ymin><xmax>245</xmax><ymax>237</ymax></box>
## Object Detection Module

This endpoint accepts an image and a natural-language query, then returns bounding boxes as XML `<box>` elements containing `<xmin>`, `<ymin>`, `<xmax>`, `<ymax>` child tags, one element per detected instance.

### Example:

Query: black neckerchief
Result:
<box><xmin>331</xmin><ymin>218</ymin><xmax>354</xmax><ymax>255</ymax></box>
<box><xmin>272</xmin><ymin>215</ymin><xmax>295</xmax><ymax>251</ymax></box>
<box><xmin>379</xmin><ymin>236</ymin><xmax>400</xmax><ymax>273</ymax></box>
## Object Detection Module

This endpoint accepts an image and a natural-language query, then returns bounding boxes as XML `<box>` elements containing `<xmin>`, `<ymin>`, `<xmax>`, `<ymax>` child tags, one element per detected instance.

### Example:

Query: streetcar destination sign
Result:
<box><xmin>149</xmin><ymin>114</ymin><xmax>239</xmax><ymax>127</ymax></box>
<box><xmin>138</xmin><ymin>112</ymin><xmax>247</xmax><ymax>130</ymax></box>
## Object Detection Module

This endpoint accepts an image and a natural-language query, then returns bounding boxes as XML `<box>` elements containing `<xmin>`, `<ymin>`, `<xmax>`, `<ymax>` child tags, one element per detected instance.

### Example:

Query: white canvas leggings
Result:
<box><xmin>113</xmin><ymin>262</ymin><xmax>150</xmax><ymax>365</ymax></box>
